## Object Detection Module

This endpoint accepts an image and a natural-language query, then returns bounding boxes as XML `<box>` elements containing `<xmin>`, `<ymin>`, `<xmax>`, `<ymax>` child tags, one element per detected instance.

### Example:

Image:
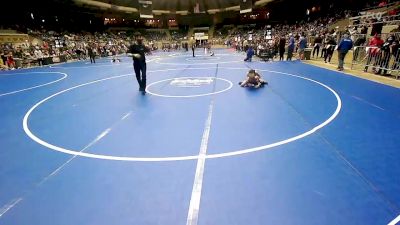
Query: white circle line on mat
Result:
<box><xmin>0</xmin><ymin>72</ymin><xmax>68</xmax><ymax>97</ymax></box>
<box><xmin>50</xmin><ymin>63</ymin><xmax>131</xmax><ymax>69</ymax></box>
<box><xmin>155</xmin><ymin>60</ymin><xmax>243</xmax><ymax>65</ymax></box>
<box><xmin>166</xmin><ymin>53</ymin><xmax>234</xmax><ymax>58</ymax></box>
<box><xmin>145</xmin><ymin>76</ymin><xmax>233</xmax><ymax>98</ymax></box>
<box><xmin>185</xmin><ymin>56</ymin><xmax>221</xmax><ymax>61</ymax></box>
<box><xmin>23</xmin><ymin>67</ymin><xmax>341</xmax><ymax>162</ymax></box>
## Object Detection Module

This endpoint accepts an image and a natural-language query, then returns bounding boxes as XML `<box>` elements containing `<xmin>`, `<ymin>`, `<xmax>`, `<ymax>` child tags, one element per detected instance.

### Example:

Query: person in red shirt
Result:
<box><xmin>364</xmin><ymin>34</ymin><xmax>384</xmax><ymax>72</ymax></box>
<box><xmin>6</xmin><ymin>53</ymin><xmax>15</xmax><ymax>69</ymax></box>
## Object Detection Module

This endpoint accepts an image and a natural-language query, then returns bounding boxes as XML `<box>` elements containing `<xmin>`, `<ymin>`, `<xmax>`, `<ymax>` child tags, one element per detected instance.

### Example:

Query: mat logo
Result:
<box><xmin>170</xmin><ymin>78</ymin><xmax>214</xmax><ymax>87</ymax></box>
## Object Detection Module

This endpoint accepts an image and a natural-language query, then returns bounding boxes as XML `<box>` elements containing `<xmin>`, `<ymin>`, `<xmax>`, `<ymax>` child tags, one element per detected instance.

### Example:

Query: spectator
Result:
<box><xmin>298</xmin><ymin>33</ymin><xmax>308</xmax><ymax>60</ymax></box>
<box><xmin>279</xmin><ymin>36</ymin><xmax>286</xmax><ymax>61</ymax></box>
<box><xmin>364</xmin><ymin>34</ymin><xmax>384</xmax><ymax>72</ymax></box>
<box><xmin>14</xmin><ymin>48</ymin><xmax>23</xmax><ymax>59</ymax></box>
<box><xmin>324</xmin><ymin>35</ymin><xmax>337</xmax><ymax>63</ymax></box>
<box><xmin>312</xmin><ymin>34</ymin><xmax>323</xmax><ymax>58</ymax></box>
<box><xmin>391</xmin><ymin>40</ymin><xmax>400</xmax><ymax>71</ymax></box>
<box><xmin>88</xmin><ymin>45</ymin><xmax>96</xmax><ymax>64</ymax></box>
<box><xmin>337</xmin><ymin>33</ymin><xmax>353</xmax><ymax>71</ymax></box>
<box><xmin>375</xmin><ymin>35</ymin><xmax>394</xmax><ymax>75</ymax></box>
<box><xmin>349</xmin><ymin>26</ymin><xmax>358</xmax><ymax>42</ymax></box>
<box><xmin>287</xmin><ymin>33</ymin><xmax>295</xmax><ymax>61</ymax></box>
<box><xmin>34</xmin><ymin>47</ymin><xmax>44</xmax><ymax>66</ymax></box>
<box><xmin>371</xmin><ymin>19</ymin><xmax>383</xmax><ymax>36</ymax></box>
<box><xmin>6</xmin><ymin>53</ymin><xmax>15</xmax><ymax>69</ymax></box>
<box><xmin>0</xmin><ymin>55</ymin><xmax>6</xmax><ymax>70</ymax></box>
<box><xmin>360</xmin><ymin>25</ymin><xmax>368</xmax><ymax>35</ymax></box>
<box><xmin>0</xmin><ymin>51</ymin><xmax>7</xmax><ymax>66</ymax></box>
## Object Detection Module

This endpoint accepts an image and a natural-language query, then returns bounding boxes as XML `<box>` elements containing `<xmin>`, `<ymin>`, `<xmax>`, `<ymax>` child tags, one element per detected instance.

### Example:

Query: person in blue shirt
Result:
<box><xmin>298</xmin><ymin>33</ymin><xmax>308</xmax><ymax>60</ymax></box>
<box><xmin>337</xmin><ymin>33</ymin><xmax>353</xmax><ymax>71</ymax></box>
<box><xmin>244</xmin><ymin>46</ymin><xmax>255</xmax><ymax>62</ymax></box>
<box><xmin>287</xmin><ymin>33</ymin><xmax>295</xmax><ymax>61</ymax></box>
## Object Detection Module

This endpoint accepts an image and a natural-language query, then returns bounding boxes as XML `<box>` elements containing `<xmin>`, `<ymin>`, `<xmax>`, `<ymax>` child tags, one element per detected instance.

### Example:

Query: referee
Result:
<box><xmin>191</xmin><ymin>43</ymin><xmax>196</xmax><ymax>57</ymax></box>
<box><xmin>128</xmin><ymin>37</ymin><xmax>149</xmax><ymax>95</ymax></box>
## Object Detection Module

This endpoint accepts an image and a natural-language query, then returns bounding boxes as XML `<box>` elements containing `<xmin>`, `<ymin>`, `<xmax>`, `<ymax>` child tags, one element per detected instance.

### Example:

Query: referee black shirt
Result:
<box><xmin>128</xmin><ymin>43</ymin><xmax>148</xmax><ymax>63</ymax></box>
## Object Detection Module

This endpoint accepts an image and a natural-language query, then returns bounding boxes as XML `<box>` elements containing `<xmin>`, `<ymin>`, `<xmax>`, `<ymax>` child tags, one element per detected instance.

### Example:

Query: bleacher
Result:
<box><xmin>143</xmin><ymin>29</ymin><xmax>168</xmax><ymax>42</ymax></box>
<box><xmin>170</xmin><ymin>29</ymin><xmax>187</xmax><ymax>41</ymax></box>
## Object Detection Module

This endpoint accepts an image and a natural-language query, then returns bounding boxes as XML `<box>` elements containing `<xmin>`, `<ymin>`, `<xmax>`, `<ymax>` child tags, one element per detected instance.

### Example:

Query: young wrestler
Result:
<box><xmin>239</xmin><ymin>69</ymin><xmax>268</xmax><ymax>88</ymax></box>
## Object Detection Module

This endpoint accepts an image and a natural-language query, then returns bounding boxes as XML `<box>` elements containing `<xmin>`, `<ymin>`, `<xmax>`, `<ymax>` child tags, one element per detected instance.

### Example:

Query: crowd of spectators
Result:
<box><xmin>216</xmin><ymin>2</ymin><xmax>400</xmax><ymax>76</ymax></box>
<box><xmin>224</xmin><ymin>1</ymin><xmax>397</xmax><ymax>56</ymax></box>
<box><xmin>143</xmin><ymin>30</ymin><xmax>168</xmax><ymax>42</ymax></box>
<box><xmin>222</xmin><ymin>8</ymin><xmax>358</xmax><ymax>58</ymax></box>
<box><xmin>1</xmin><ymin>0</ymin><xmax>399</xmax><ymax>72</ymax></box>
<box><xmin>0</xmin><ymin>27</ymin><xmax>192</xmax><ymax>70</ymax></box>
<box><xmin>170</xmin><ymin>30</ymin><xmax>187</xmax><ymax>41</ymax></box>
<box><xmin>0</xmin><ymin>29</ymin><xmax>167</xmax><ymax>70</ymax></box>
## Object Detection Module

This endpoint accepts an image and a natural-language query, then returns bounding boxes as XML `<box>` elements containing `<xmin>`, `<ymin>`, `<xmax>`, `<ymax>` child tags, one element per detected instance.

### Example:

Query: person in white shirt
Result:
<box><xmin>34</xmin><ymin>47</ymin><xmax>44</xmax><ymax>66</ymax></box>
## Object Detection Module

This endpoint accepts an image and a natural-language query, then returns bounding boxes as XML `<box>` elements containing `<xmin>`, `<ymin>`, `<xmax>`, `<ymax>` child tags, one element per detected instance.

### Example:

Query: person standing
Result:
<box><xmin>75</xmin><ymin>48</ymin><xmax>83</xmax><ymax>60</ymax></box>
<box><xmin>191</xmin><ymin>42</ymin><xmax>196</xmax><ymax>57</ymax></box>
<box><xmin>34</xmin><ymin>47</ymin><xmax>44</xmax><ymax>66</ymax></box>
<box><xmin>0</xmin><ymin>55</ymin><xmax>5</xmax><ymax>70</ymax></box>
<box><xmin>287</xmin><ymin>33</ymin><xmax>295</xmax><ymax>61</ymax></box>
<box><xmin>0</xmin><ymin>51</ymin><xmax>7</xmax><ymax>67</ymax></box>
<box><xmin>6</xmin><ymin>53</ymin><xmax>15</xmax><ymax>69</ymax></box>
<box><xmin>88</xmin><ymin>45</ymin><xmax>96</xmax><ymax>64</ymax></box>
<box><xmin>128</xmin><ymin>37</ymin><xmax>149</xmax><ymax>95</ymax></box>
<box><xmin>336</xmin><ymin>33</ymin><xmax>353</xmax><ymax>71</ymax></box>
<box><xmin>321</xmin><ymin>34</ymin><xmax>328</xmax><ymax>58</ymax></box>
<box><xmin>390</xmin><ymin>40</ymin><xmax>400</xmax><ymax>71</ymax></box>
<box><xmin>364</xmin><ymin>34</ymin><xmax>384</xmax><ymax>72</ymax></box>
<box><xmin>375</xmin><ymin>35</ymin><xmax>395</xmax><ymax>75</ymax></box>
<box><xmin>279</xmin><ymin>36</ymin><xmax>286</xmax><ymax>61</ymax></box>
<box><xmin>324</xmin><ymin>35</ymin><xmax>336</xmax><ymax>63</ymax></box>
<box><xmin>312</xmin><ymin>34</ymin><xmax>322</xmax><ymax>58</ymax></box>
<box><xmin>298</xmin><ymin>33</ymin><xmax>308</xmax><ymax>60</ymax></box>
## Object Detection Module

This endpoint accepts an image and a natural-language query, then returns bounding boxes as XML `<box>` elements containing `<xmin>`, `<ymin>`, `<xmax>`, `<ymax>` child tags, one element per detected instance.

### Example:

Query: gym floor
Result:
<box><xmin>0</xmin><ymin>49</ymin><xmax>399</xmax><ymax>225</ymax></box>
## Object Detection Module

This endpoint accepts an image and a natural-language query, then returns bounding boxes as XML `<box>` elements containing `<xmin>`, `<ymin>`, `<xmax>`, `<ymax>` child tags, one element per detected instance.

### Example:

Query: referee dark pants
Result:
<box><xmin>90</xmin><ymin>55</ymin><xmax>95</xmax><ymax>63</ymax></box>
<box><xmin>134</xmin><ymin>61</ymin><xmax>147</xmax><ymax>92</ymax></box>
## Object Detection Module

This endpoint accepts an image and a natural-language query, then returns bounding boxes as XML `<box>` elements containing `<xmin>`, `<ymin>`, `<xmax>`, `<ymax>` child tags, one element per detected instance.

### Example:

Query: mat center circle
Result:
<box><xmin>185</xmin><ymin>56</ymin><xmax>221</xmax><ymax>61</ymax></box>
<box><xmin>146</xmin><ymin>76</ymin><xmax>233</xmax><ymax>98</ymax></box>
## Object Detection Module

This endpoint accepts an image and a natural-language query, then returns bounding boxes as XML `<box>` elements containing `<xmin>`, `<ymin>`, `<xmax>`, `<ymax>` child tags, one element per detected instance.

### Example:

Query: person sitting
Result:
<box><xmin>239</xmin><ymin>69</ymin><xmax>268</xmax><ymax>88</ymax></box>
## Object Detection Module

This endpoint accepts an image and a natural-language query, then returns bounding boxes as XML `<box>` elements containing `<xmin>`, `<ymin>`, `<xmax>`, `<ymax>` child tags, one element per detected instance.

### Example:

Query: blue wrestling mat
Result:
<box><xmin>0</xmin><ymin>49</ymin><xmax>399</xmax><ymax>225</ymax></box>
